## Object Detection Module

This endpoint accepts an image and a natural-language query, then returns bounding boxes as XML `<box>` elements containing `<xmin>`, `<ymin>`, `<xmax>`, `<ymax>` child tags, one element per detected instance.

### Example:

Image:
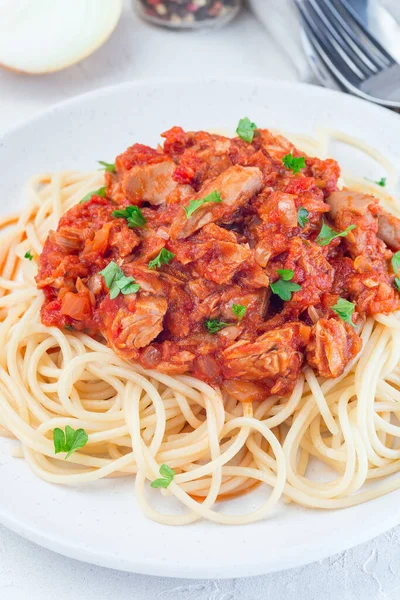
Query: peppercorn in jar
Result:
<box><xmin>134</xmin><ymin>0</ymin><xmax>241</xmax><ymax>29</ymax></box>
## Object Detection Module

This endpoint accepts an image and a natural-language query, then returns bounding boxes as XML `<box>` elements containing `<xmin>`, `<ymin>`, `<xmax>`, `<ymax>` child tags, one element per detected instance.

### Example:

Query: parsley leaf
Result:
<box><xmin>392</xmin><ymin>253</ymin><xmax>400</xmax><ymax>292</ymax></box>
<box><xmin>205</xmin><ymin>319</ymin><xmax>229</xmax><ymax>333</ymax></box>
<box><xmin>270</xmin><ymin>269</ymin><xmax>302</xmax><ymax>301</ymax></box>
<box><xmin>365</xmin><ymin>176</ymin><xmax>386</xmax><ymax>187</ymax></box>
<box><xmin>80</xmin><ymin>186</ymin><xmax>106</xmax><ymax>204</ymax></box>
<box><xmin>276</xmin><ymin>268</ymin><xmax>294</xmax><ymax>281</ymax></box>
<box><xmin>232</xmin><ymin>304</ymin><xmax>247</xmax><ymax>320</ymax></box>
<box><xmin>236</xmin><ymin>117</ymin><xmax>257</xmax><ymax>143</ymax></box>
<box><xmin>98</xmin><ymin>160</ymin><xmax>116</xmax><ymax>173</ymax></box>
<box><xmin>282</xmin><ymin>153</ymin><xmax>306</xmax><ymax>174</ymax></box>
<box><xmin>150</xmin><ymin>464</ymin><xmax>175</xmax><ymax>489</ymax></box>
<box><xmin>53</xmin><ymin>425</ymin><xmax>88</xmax><ymax>460</ymax></box>
<box><xmin>100</xmin><ymin>261</ymin><xmax>123</xmax><ymax>288</ymax></box>
<box><xmin>148</xmin><ymin>248</ymin><xmax>175</xmax><ymax>270</ymax></box>
<box><xmin>298</xmin><ymin>207</ymin><xmax>309</xmax><ymax>228</ymax></box>
<box><xmin>112</xmin><ymin>205</ymin><xmax>146</xmax><ymax>228</ymax></box>
<box><xmin>392</xmin><ymin>251</ymin><xmax>400</xmax><ymax>275</ymax></box>
<box><xmin>100</xmin><ymin>261</ymin><xmax>140</xmax><ymax>300</ymax></box>
<box><xmin>24</xmin><ymin>250</ymin><xmax>33</xmax><ymax>260</ymax></box>
<box><xmin>184</xmin><ymin>190</ymin><xmax>222</xmax><ymax>218</ymax></box>
<box><xmin>315</xmin><ymin>221</ymin><xmax>355</xmax><ymax>246</ymax></box>
<box><xmin>331</xmin><ymin>297</ymin><xmax>356</xmax><ymax>328</ymax></box>
<box><xmin>109</xmin><ymin>275</ymin><xmax>140</xmax><ymax>300</ymax></box>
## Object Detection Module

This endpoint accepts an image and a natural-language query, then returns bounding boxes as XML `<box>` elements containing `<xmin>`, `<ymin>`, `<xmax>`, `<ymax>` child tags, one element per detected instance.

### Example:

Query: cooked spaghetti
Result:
<box><xmin>1</xmin><ymin>123</ymin><xmax>400</xmax><ymax>526</ymax></box>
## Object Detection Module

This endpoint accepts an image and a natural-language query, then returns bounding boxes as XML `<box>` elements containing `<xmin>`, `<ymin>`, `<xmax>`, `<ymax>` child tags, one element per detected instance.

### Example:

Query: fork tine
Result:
<box><xmin>295</xmin><ymin>0</ymin><xmax>365</xmax><ymax>84</ymax></box>
<box><xmin>310</xmin><ymin>0</ymin><xmax>378</xmax><ymax>77</ymax></box>
<box><xmin>299</xmin><ymin>15</ymin><xmax>357</xmax><ymax>90</ymax></box>
<box><xmin>328</xmin><ymin>0</ymin><xmax>395</xmax><ymax>67</ymax></box>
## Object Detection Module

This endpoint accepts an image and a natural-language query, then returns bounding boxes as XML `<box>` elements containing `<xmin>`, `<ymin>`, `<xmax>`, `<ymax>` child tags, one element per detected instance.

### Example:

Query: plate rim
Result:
<box><xmin>2</xmin><ymin>75</ymin><xmax>400</xmax><ymax>144</ymax></box>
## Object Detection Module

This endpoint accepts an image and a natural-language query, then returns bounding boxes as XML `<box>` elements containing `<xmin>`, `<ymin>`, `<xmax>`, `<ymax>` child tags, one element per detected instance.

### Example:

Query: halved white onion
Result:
<box><xmin>0</xmin><ymin>0</ymin><xmax>123</xmax><ymax>74</ymax></box>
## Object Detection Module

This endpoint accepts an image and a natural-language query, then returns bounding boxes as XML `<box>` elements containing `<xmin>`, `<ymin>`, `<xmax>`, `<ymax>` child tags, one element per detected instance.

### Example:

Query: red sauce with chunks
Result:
<box><xmin>36</xmin><ymin>126</ymin><xmax>400</xmax><ymax>402</ymax></box>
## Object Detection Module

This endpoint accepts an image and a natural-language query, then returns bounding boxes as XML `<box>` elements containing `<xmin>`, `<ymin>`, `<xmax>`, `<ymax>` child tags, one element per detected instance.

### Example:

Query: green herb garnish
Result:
<box><xmin>53</xmin><ymin>425</ymin><xmax>88</xmax><ymax>460</ymax></box>
<box><xmin>24</xmin><ymin>250</ymin><xmax>33</xmax><ymax>260</ymax></box>
<box><xmin>150</xmin><ymin>464</ymin><xmax>175</xmax><ymax>489</ymax></box>
<box><xmin>112</xmin><ymin>205</ymin><xmax>147</xmax><ymax>228</ymax></box>
<box><xmin>365</xmin><ymin>176</ymin><xmax>386</xmax><ymax>187</ymax></box>
<box><xmin>184</xmin><ymin>190</ymin><xmax>222</xmax><ymax>218</ymax></box>
<box><xmin>392</xmin><ymin>252</ymin><xmax>400</xmax><ymax>292</ymax></box>
<box><xmin>100</xmin><ymin>261</ymin><xmax>140</xmax><ymax>300</ymax></box>
<box><xmin>205</xmin><ymin>319</ymin><xmax>229</xmax><ymax>333</ymax></box>
<box><xmin>298</xmin><ymin>207</ymin><xmax>309</xmax><ymax>228</ymax></box>
<box><xmin>98</xmin><ymin>161</ymin><xmax>116</xmax><ymax>173</ymax></box>
<box><xmin>148</xmin><ymin>248</ymin><xmax>175</xmax><ymax>270</ymax></box>
<box><xmin>80</xmin><ymin>186</ymin><xmax>106</xmax><ymax>204</ymax></box>
<box><xmin>331</xmin><ymin>297</ymin><xmax>356</xmax><ymax>328</ymax></box>
<box><xmin>282</xmin><ymin>153</ymin><xmax>306</xmax><ymax>174</ymax></box>
<box><xmin>236</xmin><ymin>117</ymin><xmax>257</xmax><ymax>143</ymax></box>
<box><xmin>270</xmin><ymin>269</ymin><xmax>302</xmax><ymax>302</ymax></box>
<box><xmin>392</xmin><ymin>251</ymin><xmax>400</xmax><ymax>275</ymax></box>
<box><xmin>315</xmin><ymin>222</ymin><xmax>355</xmax><ymax>246</ymax></box>
<box><xmin>232</xmin><ymin>304</ymin><xmax>247</xmax><ymax>320</ymax></box>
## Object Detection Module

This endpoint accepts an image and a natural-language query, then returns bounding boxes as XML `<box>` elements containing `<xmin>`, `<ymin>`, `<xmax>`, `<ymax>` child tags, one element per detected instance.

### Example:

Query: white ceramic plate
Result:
<box><xmin>1</xmin><ymin>79</ymin><xmax>400</xmax><ymax>579</ymax></box>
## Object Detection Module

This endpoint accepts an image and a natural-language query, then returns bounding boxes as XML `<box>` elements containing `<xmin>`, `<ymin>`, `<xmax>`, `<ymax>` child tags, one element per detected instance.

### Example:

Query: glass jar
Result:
<box><xmin>134</xmin><ymin>1</ymin><xmax>242</xmax><ymax>29</ymax></box>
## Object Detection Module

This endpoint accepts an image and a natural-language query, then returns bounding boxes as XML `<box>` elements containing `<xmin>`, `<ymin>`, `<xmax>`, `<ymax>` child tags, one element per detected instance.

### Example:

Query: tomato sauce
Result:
<box><xmin>36</xmin><ymin>127</ymin><xmax>400</xmax><ymax>402</ymax></box>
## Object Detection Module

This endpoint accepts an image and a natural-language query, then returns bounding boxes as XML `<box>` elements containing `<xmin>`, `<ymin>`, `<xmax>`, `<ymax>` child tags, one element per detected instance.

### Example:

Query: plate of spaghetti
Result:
<box><xmin>1</xmin><ymin>78</ymin><xmax>400</xmax><ymax>578</ymax></box>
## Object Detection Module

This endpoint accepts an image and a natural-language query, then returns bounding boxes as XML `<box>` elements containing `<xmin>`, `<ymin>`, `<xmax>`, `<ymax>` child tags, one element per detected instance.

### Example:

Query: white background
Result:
<box><xmin>1</xmin><ymin>3</ymin><xmax>400</xmax><ymax>599</ymax></box>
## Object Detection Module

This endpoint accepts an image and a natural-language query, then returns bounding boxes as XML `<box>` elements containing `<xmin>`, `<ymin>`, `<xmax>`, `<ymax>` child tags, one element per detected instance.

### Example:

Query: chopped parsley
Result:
<box><xmin>331</xmin><ymin>297</ymin><xmax>356</xmax><ymax>328</ymax></box>
<box><xmin>365</xmin><ymin>176</ymin><xmax>386</xmax><ymax>187</ymax></box>
<box><xmin>150</xmin><ymin>464</ymin><xmax>175</xmax><ymax>489</ymax></box>
<box><xmin>100</xmin><ymin>261</ymin><xmax>140</xmax><ymax>300</ymax></box>
<box><xmin>112</xmin><ymin>205</ymin><xmax>146</xmax><ymax>228</ymax></box>
<box><xmin>53</xmin><ymin>425</ymin><xmax>88</xmax><ymax>460</ymax></box>
<box><xmin>232</xmin><ymin>304</ymin><xmax>247</xmax><ymax>320</ymax></box>
<box><xmin>98</xmin><ymin>160</ymin><xmax>116</xmax><ymax>173</ymax></box>
<box><xmin>392</xmin><ymin>252</ymin><xmax>400</xmax><ymax>292</ymax></box>
<box><xmin>282</xmin><ymin>153</ymin><xmax>306</xmax><ymax>174</ymax></box>
<box><xmin>315</xmin><ymin>222</ymin><xmax>355</xmax><ymax>246</ymax></box>
<box><xmin>270</xmin><ymin>269</ymin><xmax>302</xmax><ymax>302</ymax></box>
<box><xmin>184</xmin><ymin>190</ymin><xmax>222</xmax><ymax>218</ymax></box>
<box><xmin>24</xmin><ymin>250</ymin><xmax>33</xmax><ymax>260</ymax></box>
<box><xmin>236</xmin><ymin>117</ymin><xmax>257</xmax><ymax>143</ymax></box>
<box><xmin>80</xmin><ymin>186</ymin><xmax>106</xmax><ymax>203</ymax></box>
<box><xmin>148</xmin><ymin>248</ymin><xmax>175</xmax><ymax>270</ymax></box>
<box><xmin>276</xmin><ymin>269</ymin><xmax>295</xmax><ymax>281</ymax></box>
<box><xmin>297</xmin><ymin>207</ymin><xmax>309</xmax><ymax>228</ymax></box>
<box><xmin>392</xmin><ymin>251</ymin><xmax>400</xmax><ymax>275</ymax></box>
<box><xmin>205</xmin><ymin>319</ymin><xmax>229</xmax><ymax>333</ymax></box>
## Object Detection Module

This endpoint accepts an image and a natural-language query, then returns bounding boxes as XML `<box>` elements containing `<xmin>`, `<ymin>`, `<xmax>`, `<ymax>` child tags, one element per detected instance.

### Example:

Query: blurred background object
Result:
<box><xmin>134</xmin><ymin>0</ymin><xmax>242</xmax><ymax>29</ymax></box>
<box><xmin>0</xmin><ymin>0</ymin><xmax>123</xmax><ymax>74</ymax></box>
<box><xmin>249</xmin><ymin>0</ymin><xmax>400</xmax><ymax>84</ymax></box>
<box><xmin>293</xmin><ymin>0</ymin><xmax>400</xmax><ymax>108</ymax></box>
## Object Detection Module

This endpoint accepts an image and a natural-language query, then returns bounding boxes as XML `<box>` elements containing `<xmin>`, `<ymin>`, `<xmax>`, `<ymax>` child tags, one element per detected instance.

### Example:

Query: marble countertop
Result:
<box><xmin>1</xmin><ymin>3</ymin><xmax>400</xmax><ymax>599</ymax></box>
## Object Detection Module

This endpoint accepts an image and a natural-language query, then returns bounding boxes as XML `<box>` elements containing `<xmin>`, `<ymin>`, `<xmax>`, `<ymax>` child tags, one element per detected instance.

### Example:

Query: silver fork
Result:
<box><xmin>294</xmin><ymin>0</ymin><xmax>400</xmax><ymax>108</ymax></box>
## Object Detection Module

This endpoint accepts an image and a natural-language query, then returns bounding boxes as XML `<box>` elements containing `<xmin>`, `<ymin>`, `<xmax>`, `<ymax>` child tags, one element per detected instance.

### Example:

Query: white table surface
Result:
<box><xmin>1</xmin><ymin>3</ymin><xmax>400</xmax><ymax>599</ymax></box>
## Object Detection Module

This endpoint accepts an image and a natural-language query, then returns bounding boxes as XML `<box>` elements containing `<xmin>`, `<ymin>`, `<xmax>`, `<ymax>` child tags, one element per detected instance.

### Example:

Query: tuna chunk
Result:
<box><xmin>103</xmin><ymin>295</ymin><xmax>168</xmax><ymax>356</ymax></box>
<box><xmin>306</xmin><ymin>318</ymin><xmax>361</xmax><ymax>378</ymax></box>
<box><xmin>327</xmin><ymin>189</ymin><xmax>400</xmax><ymax>255</ymax></box>
<box><xmin>221</xmin><ymin>322</ymin><xmax>310</xmax><ymax>396</ymax></box>
<box><xmin>172</xmin><ymin>166</ymin><xmax>263</xmax><ymax>239</ymax></box>
<box><xmin>122</xmin><ymin>158</ymin><xmax>178</xmax><ymax>205</ymax></box>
